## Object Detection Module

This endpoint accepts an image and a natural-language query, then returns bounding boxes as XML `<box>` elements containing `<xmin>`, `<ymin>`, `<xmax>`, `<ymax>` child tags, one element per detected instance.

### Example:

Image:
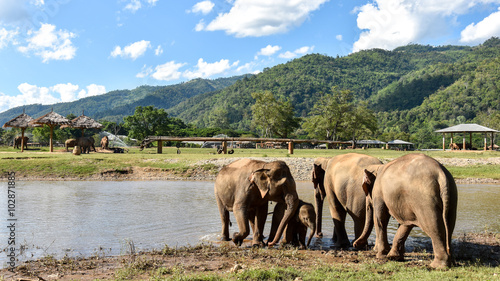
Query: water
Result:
<box><xmin>100</xmin><ymin>131</ymin><xmax>129</xmax><ymax>147</ymax></box>
<box><xmin>1</xmin><ymin>181</ymin><xmax>498</xmax><ymax>265</ymax></box>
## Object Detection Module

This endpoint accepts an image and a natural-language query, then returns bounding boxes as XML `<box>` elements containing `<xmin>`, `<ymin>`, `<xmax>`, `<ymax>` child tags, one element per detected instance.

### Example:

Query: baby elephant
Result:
<box><xmin>269</xmin><ymin>200</ymin><xmax>317</xmax><ymax>249</ymax></box>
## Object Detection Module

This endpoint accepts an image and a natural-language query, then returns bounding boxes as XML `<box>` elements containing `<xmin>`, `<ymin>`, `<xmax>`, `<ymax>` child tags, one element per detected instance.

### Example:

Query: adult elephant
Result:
<box><xmin>101</xmin><ymin>136</ymin><xmax>109</xmax><ymax>150</ymax></box>
<box><xmin>312</xmin><ymin>153</ymin><xmax>382</xmax><ymax>248</ymax></box>
<box><xmin>76</xmin><ymin>137</ymin><xmax>96</xmax><ymax>154</ymax></box>
<box><xmin>214</xmin><ymin>159</ymin><xmax>299</xmax><ymax>247</ymax></box>
<box><xmin>14</xmin><ymin>136</ymin><xmax>29</xmax><ymax>149</ymax></box>
<box><xmin>65</xmin><ymin>139</ymin><xmax>77</xmax><ymax>152</ymax></box>
<box><xmin>353</xmin><ymin>154</ymin><xmax>458</xmax><ymax>268</ymax></box>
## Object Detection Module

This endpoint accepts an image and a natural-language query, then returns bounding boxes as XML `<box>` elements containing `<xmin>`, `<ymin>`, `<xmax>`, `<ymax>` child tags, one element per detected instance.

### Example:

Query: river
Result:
<box><xmin>1</xmin><ymin>181</ymin><xmax>499</xmax><ymax>265</ymax></box>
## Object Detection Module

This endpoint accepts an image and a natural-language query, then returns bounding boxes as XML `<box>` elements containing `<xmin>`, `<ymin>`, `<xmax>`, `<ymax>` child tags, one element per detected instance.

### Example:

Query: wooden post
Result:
<box><xmin>469</xmin><ymin>133</ymin><xmax>472</xmax><ymax>150</ymax></box>
<box><xmin>462</xmin><ymin>135</ymin><xmax>466</xmax><ymax>151</ymax></box>
<box><xmin>288</xmin><ymin>141</ymin><xmax>294</xmax><ymax>154</ymax></box>
<box><xmin>222</xmin><ymin>141</ymin><xmax>227</xmax><ymax>154</ymax></box>
<box><xmin>157</xmin><ymin>140</ymin><xmax>162</xmax><ymax>154</ymax></box>
<box><xmin>484</xmin><ymin>134</ymin><xmax>487</xmax><ymax>151</ymax></box>
<box><xmin>21</xmin><ymin>128</ymin><xmax>26</xmax><ymax>153</ymax></box>
<box><xmin>50</xmin><ymin>125</ymin><xmax>54</xmax><ymax>152</ymax></box>
<box><xmin>442</xmin><ymin>134</ymin><xmax>445</xmax><ymax>151</ymax></box>
<box><xmin>451</xmin><ymin>133</ymin><xmax>454</xmax><ymax>148</ymax></box>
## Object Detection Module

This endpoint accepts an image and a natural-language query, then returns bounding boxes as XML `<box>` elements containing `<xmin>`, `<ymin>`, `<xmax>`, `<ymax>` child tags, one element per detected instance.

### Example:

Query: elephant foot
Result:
<box><xmin>387</xmin><ymin>253</ymin><xmax>405</xmax><ymax>262</ymax></box>
<box><xmin>330</xmin><ymin>242</ymin><xmax>351</xmax><ymax>250</ymax></box>
<box><xmin>315</xmin><ymin>231</ymin><xmax>323</xmax><ymax>238</ymax></box>
<box><xmin>252</xmin><ymin>241</ymin><xmax>266</xmax><ymax>248</ymax></box>
<box><xmin>220</xmin><ymin>235</ymin><xmax>231</xmax><ymax>242</ymax></box>
<box><xmin>430</xmin><ymin>257</ymin><xmax>450</xmax><ymax>269</ymax></box>
<box><xmin>353</xmin><ymin>240</ymin><xmax>368</xmax><ymax>250</ymax></box>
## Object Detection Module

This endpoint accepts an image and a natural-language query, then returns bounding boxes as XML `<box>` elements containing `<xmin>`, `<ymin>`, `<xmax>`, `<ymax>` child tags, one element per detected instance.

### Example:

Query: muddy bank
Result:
<box><xmin>1</xmin><ymin>232</ymin><xmax>498</xmax><ymax>281</ymax></box>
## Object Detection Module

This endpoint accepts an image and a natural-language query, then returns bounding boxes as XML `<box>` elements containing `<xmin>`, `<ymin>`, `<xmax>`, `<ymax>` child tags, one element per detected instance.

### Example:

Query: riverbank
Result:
<box><xmin>2</xmin><ymin>232</ymin><xmax>499</xmax><ymax>280</ymax></box>
<box><xmin>5</xmin><ymin>155</ymin><xmax>500</xmax><ymax>184</ymax></box>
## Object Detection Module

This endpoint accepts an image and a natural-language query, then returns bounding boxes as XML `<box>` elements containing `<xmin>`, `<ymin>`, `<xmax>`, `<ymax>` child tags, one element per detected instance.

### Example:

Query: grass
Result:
<box><xmin>0</xmin><ymin>145</ymin><xmax>498</xmax><ymax>180</ymax></box>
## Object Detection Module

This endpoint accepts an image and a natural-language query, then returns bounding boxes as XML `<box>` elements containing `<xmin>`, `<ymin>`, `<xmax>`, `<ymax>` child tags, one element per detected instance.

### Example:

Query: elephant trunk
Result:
<box><xmin>268</xmin><ymin>196</ymin><xmax>299</xmax><ymax>247</ymax></box>
<box><xmin>307</xmin><ymin>222</ymin><xmax>316</xmax><ymax>248</ymax></box>
<box><xmin>314</xmin><ymin>187</ymin><xmax>323</xmax><ymax>237</ymax></box>
<box><xmin>353</xmin><ymin>197</ymin><xmax>374</xmax><ymax>249</ymax></box>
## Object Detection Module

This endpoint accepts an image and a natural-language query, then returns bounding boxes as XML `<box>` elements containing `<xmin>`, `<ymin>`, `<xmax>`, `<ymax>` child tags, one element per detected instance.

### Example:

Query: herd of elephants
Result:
<box><xmin>214</xmin><ymin>153</ymin><xmax>457</xmax><ymax>269</ymax></box>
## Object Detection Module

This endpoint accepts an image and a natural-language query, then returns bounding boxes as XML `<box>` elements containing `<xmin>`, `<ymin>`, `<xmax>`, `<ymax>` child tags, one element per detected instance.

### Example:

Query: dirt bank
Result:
<box><xmin>2</xmin><ymin>232</ymin><xmax>498</xmax><ymax>280</ymax></box>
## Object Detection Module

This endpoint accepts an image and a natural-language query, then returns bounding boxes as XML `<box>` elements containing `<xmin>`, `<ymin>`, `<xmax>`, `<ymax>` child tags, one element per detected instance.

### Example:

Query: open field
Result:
<box><xmin>0</xmin><ymin>146</ymin><xmax>499</xmax><ymax>182</ymax></box>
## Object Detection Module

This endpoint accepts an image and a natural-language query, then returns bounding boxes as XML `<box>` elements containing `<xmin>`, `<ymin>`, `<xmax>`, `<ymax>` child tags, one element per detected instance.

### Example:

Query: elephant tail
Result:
<box><xmin>440</xmin><ymin>167</ymin><xmax>458</xmax><ymax>257</ymax></box>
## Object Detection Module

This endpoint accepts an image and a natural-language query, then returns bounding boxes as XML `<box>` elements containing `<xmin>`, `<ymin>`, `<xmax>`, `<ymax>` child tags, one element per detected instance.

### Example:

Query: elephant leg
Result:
<box><xmin>387</xmin><ymin>224</ymin><xmax>413</xmax><ymax>261</ymax></box>
<box><xmin>297</xmin><ymin>225</ymin><xmax>307</xmax><ymax>249</ymax></box>
<box><xmin>253</xmin><ymin>205</ymin><xmax>267</xmax><ymax>247</ymax></box>
<box><xmin>215</xmin><ymin>197</ymin><xmax>230</xmax><ymax>241</ymax></box>
<box><xmin>328</xmin><ymin>197</ymin><xmax>349</xmax><ymax>248</ymax></box>
<box><xmin>373</xmin><ymin>199</ymin><xmax>391</xmax><ymax>259</ymax></box>
<box><xmin>268</xmin><ymin>202</ymin><xmax>285</xmax><ymax>244</ymax></box>
<box><xmin>418</xmin><ymin>212</ymin><xmax>450</xmax><ymax>268</ymax></box>
<box><xmin>232</xmin><ymin>206</ymin><xmax>250</xmax><ymax>246</ymax></box>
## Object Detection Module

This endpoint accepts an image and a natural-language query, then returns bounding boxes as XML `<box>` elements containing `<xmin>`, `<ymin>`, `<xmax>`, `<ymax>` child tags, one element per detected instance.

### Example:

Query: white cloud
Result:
<box><xmin>278</xmin><ymin>45</ymin><xmax>314</xmax><ymax>59</ymax></box>
<box><xmin>51</xmin><ymin>83</ymin><xmax>79</xmax><ymax>102</ymax></box>
<box><xmin>183</xmin><ymin>58</ymin><xmax>238</xmax><ymax>79</ymax></box>
<box><xmin>0</xmin><ymin>82</ymin><xmax>106</xmax><ymax>113</ymax></box>
<box><xmin>336</xmin><ymin>34</ymin><xmax>343</xmax><ymax>41</ymax></box>
<box><xmin>195</xmin><ymin>20</ymin><xmax>206</xmax><ymax>31</ymax></box>
<box><xmin>136</xmin><ymin>65</ymin><xmax>153</xmax><ymax>78</ymax></box>
<box><xmin>203</xmin><ymin>0</ymin><xmax>329</xmax><ymax>37</ymax></box>
<box><xmin>111</xmin><ymin>40</ymin><xmax>151</xmax><ymax>60</ymax></box>
<box><xmin>17</xmin><ymin>23</ymin><xmax>76</xmax><ymax>63</ymax></box>
<box><xmin>460</xmin><ymin>8</ymin><xmax>500</xmax><ymax>43</ymax></box>
<box><xmin>151</xmin><ymin>61</ymin><xmax>186</xmax><ymax>81</ymax></box>
<box><xmin>124</xmin><ymin>0</ymin><xmax>142</xmax><ymax>13</ymax></box>
<box><xmin>190</xmin><ymin>1</ymin><xmax>215</xmax><ymax>14</ymax></box>
<box><xmin>78</xmin><ymin>84</ymin><xmax>107</xmax><ymax>99</ymax></box>
<box><xmin>0</xmin><ymin>27</ymin><xmax>19</xmax><ymax>49</ymax></box>
<box><xmin>352</xmin><ymin>0</ymin><xmax>500</xmax><ymax>52</ymax></box>
<box><xmin>155</xmin><ymin>45</ymin><xmax>163</xmax><ymax>56</ymax></box>
<box><xmin>123</xmin><ymin>0</ymin><xmax>158</xmax><ymax>12</ymax></box>
<box><xmin>257</xmin><ymin>45</ymin><xmax>282</xmax><ymax>57</ymax></box>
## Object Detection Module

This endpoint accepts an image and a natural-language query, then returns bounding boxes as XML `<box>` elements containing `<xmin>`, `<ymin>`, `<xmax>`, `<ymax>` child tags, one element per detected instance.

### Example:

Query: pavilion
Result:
<box><xmin>435</xmin><ymin>124</ymin><xmax>498</xmax><ymax>151</ymax></box>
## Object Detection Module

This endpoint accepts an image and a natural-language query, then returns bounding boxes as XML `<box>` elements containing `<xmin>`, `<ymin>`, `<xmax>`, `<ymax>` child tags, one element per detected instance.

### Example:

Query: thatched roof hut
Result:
<box><xmin>30</xmin><ymin>111</ymin><xmax>71</xmax><ymax>152</ymax></box>
<box><xmin>61</xmin><ymin>114</ymin><xmax>103</xmax><ymax>137</ymax></box>
<box><xmin>3</xmin><ymin>112</ymin><xmax>39</xmax><ymax>152</ymax></box>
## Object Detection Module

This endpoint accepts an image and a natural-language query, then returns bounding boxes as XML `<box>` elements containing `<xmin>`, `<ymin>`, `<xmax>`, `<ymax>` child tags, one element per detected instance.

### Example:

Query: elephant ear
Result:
<box><xmin>249</xmin><ymin>169</ymin><xmax>271</xmax><ymax>199</ymax></box>
<box><xmin>362</xmin><ymin>169</ymin><xmax>376</xmax><ymax>196</ymax></box>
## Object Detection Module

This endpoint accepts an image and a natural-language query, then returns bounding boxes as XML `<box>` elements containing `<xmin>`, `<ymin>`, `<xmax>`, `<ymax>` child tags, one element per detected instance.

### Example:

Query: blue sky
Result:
<box><xmin>1</xmin><ymin>0</ymin><xmax>499</xmax><ymax>113</ymax></box>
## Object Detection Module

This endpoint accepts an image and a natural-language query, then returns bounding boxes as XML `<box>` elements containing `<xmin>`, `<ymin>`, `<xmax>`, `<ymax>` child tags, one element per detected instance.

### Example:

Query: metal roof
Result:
<box><xmin>357</xmin><ymin>140</ymin><xmax>386</xmax><ymax>144</ymax></box>
<box><xmin>435</xmin><ymin>123</ymin><xmax>499</xmax><ymax>133</ymax></box>
<box><xmin>387</xmin><ymin>139</ymin><xmax>414</xmax><ymax>145</ymax></box>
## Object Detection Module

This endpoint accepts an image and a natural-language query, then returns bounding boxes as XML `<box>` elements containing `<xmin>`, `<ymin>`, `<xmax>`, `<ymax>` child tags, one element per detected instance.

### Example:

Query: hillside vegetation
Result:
<box><xmin>1</xmin><ymin>38</ymin><xmax>499</xmax><ymax>149</ymax></box>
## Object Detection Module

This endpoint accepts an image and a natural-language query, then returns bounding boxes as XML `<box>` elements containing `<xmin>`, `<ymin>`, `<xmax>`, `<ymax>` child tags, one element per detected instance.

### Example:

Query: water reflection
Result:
<box><xmin>0</xmin><ymin>181</ymin><xmax>498</xmax><ymax>264</ymax></box>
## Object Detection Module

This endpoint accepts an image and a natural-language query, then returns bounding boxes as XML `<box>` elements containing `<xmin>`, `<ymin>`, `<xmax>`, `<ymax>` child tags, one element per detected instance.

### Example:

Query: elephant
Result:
<box><xmin>214</xmin><ymin>159</ymin><xmax>299</xmax><ymax>247</ymax></box>
<box><xmin>101</xmin><ymin>136</ymin><xmax>109</xmax><ymax>150</ymax></box>
<box><xmin>76</xmin><ymin>137</ymin><xmax>96</xmax><ymax>154</ymax></box>
<box><xmin>353</xmin><ymin>154</ymin><xmax>458</xmax><ymax>268</ymax></box>
<box><xmin>269</xmin><ymin>200</ymin><xmax>316</xmax><ymax>249</ymax></box>
<box><xmin>65</xmin><ymin>139</ymin><xmax>77</xmax><ymax>151</ymax></box>
<box><xmin>312</xmin><ymin>153</ymin><xmax>382</xmax><ymax>248</ymax></box>
<box><xmin>14</xmin><ymin>136</ymin><xmax>29</xmax><ymax>149</ymax></box>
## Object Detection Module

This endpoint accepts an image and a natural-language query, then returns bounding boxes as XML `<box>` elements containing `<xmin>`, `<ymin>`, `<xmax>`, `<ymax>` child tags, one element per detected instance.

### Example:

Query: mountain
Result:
<box><xmin>0</xmin><ymin>76</ymin><xmax>247</xmax><ymax>126</ymax></box>
<box><xmin>166</xmin><ymin>38</ymin><xmax>499</xmax><ymax>148</ymax></box>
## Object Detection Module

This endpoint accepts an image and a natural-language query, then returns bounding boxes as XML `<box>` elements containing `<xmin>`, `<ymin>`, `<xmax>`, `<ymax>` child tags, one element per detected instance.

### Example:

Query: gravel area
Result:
<box><xmin>194</xmin><ymin>156</ymin><xmax>500</xmax><ymax>183</ymax></box>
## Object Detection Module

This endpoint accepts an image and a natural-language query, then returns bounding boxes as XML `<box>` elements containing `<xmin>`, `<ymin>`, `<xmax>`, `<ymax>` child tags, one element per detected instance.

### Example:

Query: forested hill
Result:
<box><xmin>0</xmin><ymin>75</ymin><xmax>246</xmax><ymax>126</ymax></box>
<box><xmin>167</xmin><ymin>38</ymin><xmax>500</xmax><ymax>147</ymax></box>
<box><xmin>166</xmin><ymin>42</ymin><xmax>474</xmax><ymax>129</ymax></box>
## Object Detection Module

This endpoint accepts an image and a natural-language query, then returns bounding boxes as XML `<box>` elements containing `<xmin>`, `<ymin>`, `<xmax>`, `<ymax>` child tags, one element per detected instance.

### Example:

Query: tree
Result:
<box><xmin>123</xmin><ymin>106</ymin><xmax>172</xmax><ymax>140</ymax></box>
<box><xmin>251</xmin><ymin>91</ymin><xmax>300</xmax><ymax>138</ymax></box>
<box><xmin>302</xmin><ymin>87</ymin><xmax>354</xmax><ymax>141</ymax></box>
<box><xmin>342</xmin><ymin>103</ymin><xmax>378</xmax><ymax>143</ymax></box>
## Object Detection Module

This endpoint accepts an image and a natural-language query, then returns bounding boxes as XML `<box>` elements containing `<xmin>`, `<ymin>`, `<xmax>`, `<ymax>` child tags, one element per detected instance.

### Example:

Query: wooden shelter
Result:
<box><xmin>29</xmin><ymin>110</ymin><xmax>71</xmax><ymax>152</ymax></box>
<box><xmin>61</xmin><ymin>113</ymin><xmax>103</xmax><ymax>137</ymax></box>
<box><xmin>2</xmin><ymin>112</ymin><xmax>39</xmax><ymax>152</ymax></box>
<box><xmin>435</xmin><ymin>123</ymin><xmax>499</xmax><ymax>151</ymax></box>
